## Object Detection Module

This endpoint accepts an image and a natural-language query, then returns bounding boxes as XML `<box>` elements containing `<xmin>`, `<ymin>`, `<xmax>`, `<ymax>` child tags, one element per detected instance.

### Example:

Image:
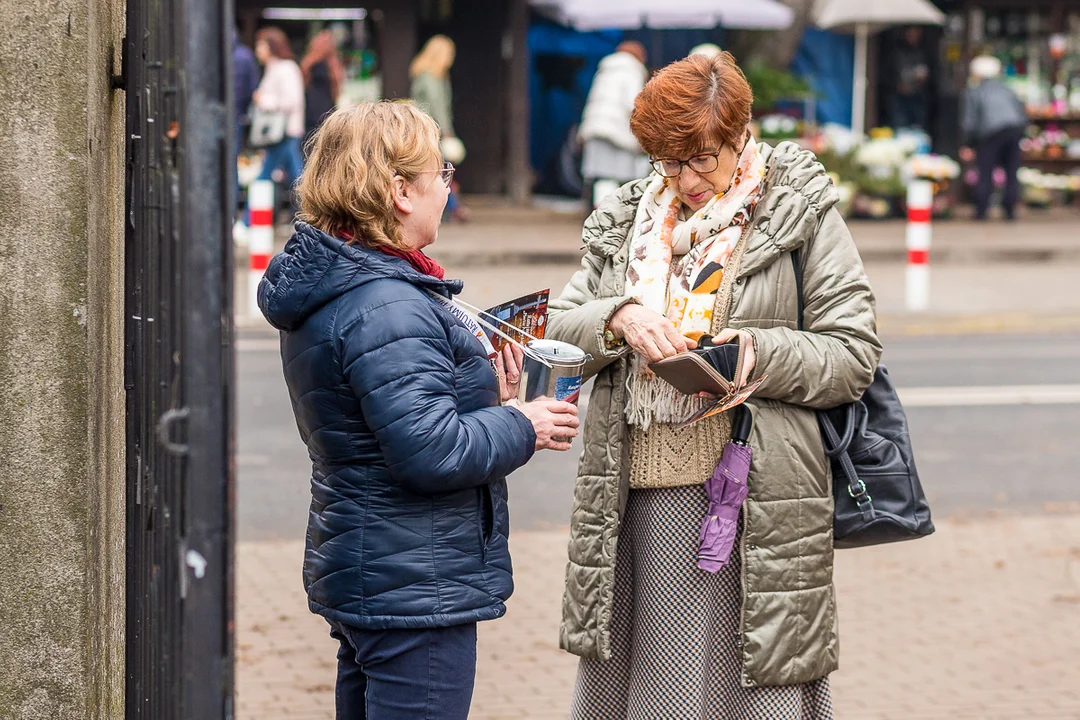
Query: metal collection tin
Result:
<box><xmin>518</xmin><ymin>339</ymin><xmax>590</xmax><ymax>405</ymax></box>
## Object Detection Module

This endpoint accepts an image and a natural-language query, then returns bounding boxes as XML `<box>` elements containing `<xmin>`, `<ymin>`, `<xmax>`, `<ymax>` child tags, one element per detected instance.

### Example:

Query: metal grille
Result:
<box><xmin>123</xmin><ymin>0</ymin><xmax>235</xmax><ymax>717</ymax></box>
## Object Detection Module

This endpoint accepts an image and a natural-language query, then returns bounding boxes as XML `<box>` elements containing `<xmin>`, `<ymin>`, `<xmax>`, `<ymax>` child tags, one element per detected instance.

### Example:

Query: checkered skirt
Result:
<box><xmin>569</xmin><ymin>484</ymin><xmax>834</xmax><ymax>720</ymax></box>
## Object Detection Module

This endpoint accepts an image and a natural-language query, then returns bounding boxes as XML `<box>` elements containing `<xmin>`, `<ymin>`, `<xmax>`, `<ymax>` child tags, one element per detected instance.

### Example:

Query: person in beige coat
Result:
<box><xmin>546</xmin><ymin>52</ymin><xmax>882</xmax><ymax>719</ymax></box>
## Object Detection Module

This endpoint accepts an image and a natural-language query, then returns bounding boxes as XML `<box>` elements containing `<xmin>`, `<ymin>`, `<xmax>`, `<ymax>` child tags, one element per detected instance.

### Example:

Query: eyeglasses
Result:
<box><xmin>649</xmin><ymin>150</ymin><xmax>723</xmax><ymax>178</ymax></box>
<box><xmin>419</xmin><ymin>161</ymin><xmax>456</xmax><ymax>186</ymax></box>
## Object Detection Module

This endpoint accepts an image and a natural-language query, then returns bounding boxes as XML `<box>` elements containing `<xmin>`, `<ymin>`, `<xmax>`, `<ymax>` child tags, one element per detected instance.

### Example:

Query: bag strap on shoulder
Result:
<box><xmin>792</xmin><ymin>248</ymin><xmax>806</xmax><ymax>332</ymax></box>
<box><xmin>790</xmin><ymin>249</ymin><xmax>870</xmax><ymax>513</ymax></box>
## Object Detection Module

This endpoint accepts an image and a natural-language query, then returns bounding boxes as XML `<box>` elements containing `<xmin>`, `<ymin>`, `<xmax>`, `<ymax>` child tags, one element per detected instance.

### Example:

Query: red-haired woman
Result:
<box><xmin>252</xmin><ymin>27</ymin><xmax>305</xmax><ymax>191</ymax></box>
<box><xmin>300</xmin><ymin>29</ymin><xmax>345</xmax><ymax>146</ymax></box>
<box><xmin>547</xmin><ymin>52</ymin><xmax>882</xmax><ymax>718</ymax></box>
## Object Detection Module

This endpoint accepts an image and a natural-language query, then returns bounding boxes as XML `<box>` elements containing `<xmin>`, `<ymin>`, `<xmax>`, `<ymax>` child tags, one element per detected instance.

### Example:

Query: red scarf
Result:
<box><xmin>339</xmin><ymin>231</ymin><xmax>446</xmax><ymax>280</ymax></box>
<box><xmin>378</xmin><ymin>245</ymin><xmax>446</xmax><ymax>280</ymax></box>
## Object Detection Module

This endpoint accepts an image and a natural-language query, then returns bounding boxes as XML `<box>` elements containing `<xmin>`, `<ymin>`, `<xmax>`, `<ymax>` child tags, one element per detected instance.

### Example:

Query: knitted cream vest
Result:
<box><xmin>628</xmin><ymin>224</ymin><xmax>752</xmax><ymax>490</ymax></box>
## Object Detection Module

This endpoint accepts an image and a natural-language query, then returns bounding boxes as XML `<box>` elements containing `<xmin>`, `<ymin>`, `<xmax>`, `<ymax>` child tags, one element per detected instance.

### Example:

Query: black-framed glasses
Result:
<box><xmin>649</xmin><ymin>150</ymin><xmax>723</xmax><ymax>178</ymax></box>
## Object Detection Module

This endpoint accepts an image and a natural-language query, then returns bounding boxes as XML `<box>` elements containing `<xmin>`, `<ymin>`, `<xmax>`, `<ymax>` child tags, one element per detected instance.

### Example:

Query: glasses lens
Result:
<box><xmin>652</xmin><ymin>159</ymin><xmax>681</xmax><ymax>177</ymax></box>
<box><xmin>688</xmin><ymin>154</ymin><xmax>719</xmax><ymax>174</ymax></box>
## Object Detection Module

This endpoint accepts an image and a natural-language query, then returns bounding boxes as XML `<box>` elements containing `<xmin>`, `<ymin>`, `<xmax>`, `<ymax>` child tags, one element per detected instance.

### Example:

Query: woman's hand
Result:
<box><xmin>507</xmin><ymin>399</ymin><xmax>580</xmax><ymax>452</ymax></box>
<box><xmin>712</xmin><ymin>329</ymin><xmax>756</xmax><ymax>387</ymax></box>
<box><xmin>609</xmin><ymin>304</ymin><xmax>698</xmax><ymax>363</ymax></box>
<box><xmin>495</xmin><ymin>344</ymin><xmax>524</xmax><ymax>403</ymax></box>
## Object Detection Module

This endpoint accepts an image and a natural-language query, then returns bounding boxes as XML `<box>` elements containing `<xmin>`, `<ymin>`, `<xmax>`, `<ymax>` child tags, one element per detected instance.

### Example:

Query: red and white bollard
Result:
<box><xmin>247</xmin><ymin>179</ymin><xmax>275</xmax><ymax>318</ymax></box>
<box><xmin>905</xmin><ymin>180</ymin><xmax>932</xmax><ymax>312</ymax></box>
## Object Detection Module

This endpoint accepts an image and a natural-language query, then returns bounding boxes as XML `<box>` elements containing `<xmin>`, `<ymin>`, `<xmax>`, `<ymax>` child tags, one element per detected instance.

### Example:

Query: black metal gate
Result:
<box><xmin>123</xmin><ymin>0</ymin><xmax>235</xmax><ymax>716</ymax></box>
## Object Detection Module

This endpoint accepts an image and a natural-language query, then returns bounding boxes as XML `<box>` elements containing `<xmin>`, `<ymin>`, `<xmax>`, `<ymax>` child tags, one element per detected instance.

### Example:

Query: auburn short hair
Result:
<box><xmin>296</xmin><ymin>101</ymin><xmax>441</xmax><ymax>249</ymax></box>
<box><xmin>630</xmin><ymin>51</ymin><xmax>753</xmax><ymax>160</ymax></box>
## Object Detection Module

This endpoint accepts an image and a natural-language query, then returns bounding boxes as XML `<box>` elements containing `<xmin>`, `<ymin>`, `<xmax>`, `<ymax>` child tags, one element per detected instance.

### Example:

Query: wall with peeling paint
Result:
<box><xmin>0</xmin><ymin>0</ymin><xmax>127</xmax><ymax>717</ymax></box>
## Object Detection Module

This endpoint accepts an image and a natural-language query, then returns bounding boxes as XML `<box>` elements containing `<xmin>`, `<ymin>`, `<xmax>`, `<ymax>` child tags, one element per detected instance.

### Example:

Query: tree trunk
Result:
<box><xmin>726</xmin><ymin>0</ymin><xmax>815</xmax><ymax>70</ymax></box>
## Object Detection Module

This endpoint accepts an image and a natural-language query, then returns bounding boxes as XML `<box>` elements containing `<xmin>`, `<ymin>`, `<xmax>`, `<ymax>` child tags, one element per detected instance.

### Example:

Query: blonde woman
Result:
<box><xmin>258</xmin><ymin>102</ymin><xmax>580</xmax><ymax>719</ymax></box>
<box><xmin>409</xmin><ymin>35</ymin><xmax>468</xmax><ymax>221</ymax></box>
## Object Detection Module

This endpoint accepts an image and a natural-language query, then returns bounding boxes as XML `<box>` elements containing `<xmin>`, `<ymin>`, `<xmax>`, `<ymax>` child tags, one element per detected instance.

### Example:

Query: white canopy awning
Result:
<box><xmin>813</xmin><ymin>0</ymin><xmax>945</xmax><ymax>32</ymax></box>
<box><xmin>812</xmin><ymin>0</ymin><xmax>945</xmax><ymax>137</ymax></box>
<box><xmin>532</xmin><ymin>0</ymin><xmax>795</xmax><ymax>31</ymax></box>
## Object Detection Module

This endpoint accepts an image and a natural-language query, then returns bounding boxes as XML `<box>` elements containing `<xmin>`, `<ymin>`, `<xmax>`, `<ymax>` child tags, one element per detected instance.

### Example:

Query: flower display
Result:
<box><xmin>757</xmin><ymin>114</ymin><xmax>801</xmax><ymax>141</ymax></box>
<box><xmin>853</xmin><ymin>137</ymin><xmax>916</xmax><ymax>171</ymax></box>
<box><xmin>1021</xmin><ymin>124</ymin><xmax>1074</xmax><ymax>157</ymax></box>
<box><xmin>1018</xmin><ymin>167</ymin><xmax>1080</xmax><ymax>191</ymax></box>
<box><xmin>903</xmin><ymin>154</ymin><xmax>961</xmax><ymax>182</ymax></box>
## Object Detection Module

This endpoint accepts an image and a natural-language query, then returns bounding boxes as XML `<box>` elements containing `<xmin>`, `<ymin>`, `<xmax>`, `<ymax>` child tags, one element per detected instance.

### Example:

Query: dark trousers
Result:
<box><xmin>890</xmin><ymin>91</ymin><xmax>929</xmax><ymax>130</ymax></box>
<box><xmin>329</xmin><ymin>620</ymin><xmax>477</xmax><ymax>720</ymax></box>
<box><xmin>975</xmin><ymin>127</ymin><xmax>1024</xmax><ymax>220</ymax></box>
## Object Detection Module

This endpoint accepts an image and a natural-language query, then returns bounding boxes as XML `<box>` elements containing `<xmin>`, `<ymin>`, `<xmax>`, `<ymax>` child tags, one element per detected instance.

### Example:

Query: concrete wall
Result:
<box><xmin>0</xmin><ymin>0</ymin><xmax>127</xmax><ymax>717</ymax></box>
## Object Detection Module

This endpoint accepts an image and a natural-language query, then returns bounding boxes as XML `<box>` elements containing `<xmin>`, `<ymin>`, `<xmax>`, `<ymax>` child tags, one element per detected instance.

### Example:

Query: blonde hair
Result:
<box><xmin>410</xmin><ymin>35</ymin><xmax>456</xmax><ymax>79</ymax></box>
<box><xmin>296</xmin><ymin>101</ymin><xmax>441</xmax><ymax>249</ymax></box>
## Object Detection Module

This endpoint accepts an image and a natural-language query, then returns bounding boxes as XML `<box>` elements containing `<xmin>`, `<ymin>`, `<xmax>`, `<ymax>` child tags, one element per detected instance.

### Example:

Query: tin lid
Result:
<box><xmin>526</xmin><ymin>339</ymin><xmax>587</xmax><ymax>365</ymax></box>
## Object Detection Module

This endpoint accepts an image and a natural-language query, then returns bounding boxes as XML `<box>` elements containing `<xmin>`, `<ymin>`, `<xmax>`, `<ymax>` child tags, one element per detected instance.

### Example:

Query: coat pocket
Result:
<box><xmin>477</xmin><ymin>485</ymin><xmax>495</xmax><ymax>557</ymax></box>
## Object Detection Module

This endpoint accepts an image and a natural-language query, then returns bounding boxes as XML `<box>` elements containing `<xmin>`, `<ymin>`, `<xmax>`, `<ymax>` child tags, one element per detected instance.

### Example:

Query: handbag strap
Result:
<box><xmin>790</xmin><ymin>249</ymin><xmax>873</xmax><ymax>517</ymax></box>
<box><xmin>818</xmin><ymin>405</ymin><xmax>858</xmax><ymax>457</ymax></box>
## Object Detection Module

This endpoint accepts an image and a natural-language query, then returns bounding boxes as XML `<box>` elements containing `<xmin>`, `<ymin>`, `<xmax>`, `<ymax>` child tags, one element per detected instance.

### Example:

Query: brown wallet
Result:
<box><xmin>648</xmin><ymin>340</ymin><xmax>748</xmax><ymax>396</ymax></box>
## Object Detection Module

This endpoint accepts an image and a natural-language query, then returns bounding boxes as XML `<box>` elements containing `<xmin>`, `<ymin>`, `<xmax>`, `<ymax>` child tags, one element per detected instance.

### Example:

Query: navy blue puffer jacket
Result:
<box><xmin>258</xmin><ymin>223</ymin><xmax>537</xmax><ymax>630</ymax></box>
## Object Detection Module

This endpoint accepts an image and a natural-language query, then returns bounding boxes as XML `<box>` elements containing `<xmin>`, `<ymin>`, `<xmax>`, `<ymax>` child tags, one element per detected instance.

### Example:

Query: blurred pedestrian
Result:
<box><xmin>300</xmin><ymin>29</ymin><xmax>345</xmax><ymax>148</ymax></box>
<box><xmin>233</xmin><ymin>29</ymin><xmax>261</xmax><ymax>155</ymax></box>
<box><xmin>251</xmin><ymin>27</ymin><xmax>305</xmax><ymax>195</ymax></box>
<box><xmin>889</xmin><ymin>26</ymin><xmax>931</xmax><ymax>130</ymax></box>
<box><xmin>547</xmin><ymin>52</ymin><xmax>881</xmax><ymax>719</ymax></box>
<box><xmin>578</xmin><ymin>41</ymin><xmax>650</xmax><ymax>207</ymax></box>
<box><xmin>690</xmin><ymin>42</ymin><xmax>723</xmax><ymax>58</ymax></box>
<box><xmin>961</xmin><ymin>55</ymin><xmax>1028</xmax><ymax>221</ymax></box>
<box><xmin>410</xmin><ymin>35</ymin><xmax>468</xmax><ymax>222</ymax></box>
<box><xmin>257</xmin><ymin>101</ymin><xmax>580</xmax><ymax>720</ymax></box>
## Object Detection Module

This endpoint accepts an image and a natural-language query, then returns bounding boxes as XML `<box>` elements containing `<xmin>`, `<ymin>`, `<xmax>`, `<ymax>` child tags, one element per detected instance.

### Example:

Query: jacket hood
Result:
<box><xmin>258</xmin><ymin>222</ymin><xmax>463</xmax><ymax>331</ymax></box>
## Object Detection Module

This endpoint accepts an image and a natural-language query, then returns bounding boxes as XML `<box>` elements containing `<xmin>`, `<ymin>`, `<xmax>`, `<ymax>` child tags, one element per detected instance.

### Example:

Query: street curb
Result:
<box><xmin>878</xmin><ymin>312</ymin><xmax>1080</xmax><ymax>336</ymax></box>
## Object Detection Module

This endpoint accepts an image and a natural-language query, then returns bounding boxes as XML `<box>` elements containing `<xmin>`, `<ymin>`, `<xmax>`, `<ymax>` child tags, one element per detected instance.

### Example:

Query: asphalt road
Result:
<box><xmin>236</xmin><ymin>332</ymin><xmax>1080</xmax><ymax>541</ymax></box>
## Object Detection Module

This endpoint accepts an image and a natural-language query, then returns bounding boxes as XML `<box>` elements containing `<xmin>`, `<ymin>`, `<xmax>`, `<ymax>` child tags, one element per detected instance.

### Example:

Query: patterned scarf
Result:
<box><xmin>624</xmin><ymin>137</ymin><xmax>766</xmax><ymax>428</ymax></box>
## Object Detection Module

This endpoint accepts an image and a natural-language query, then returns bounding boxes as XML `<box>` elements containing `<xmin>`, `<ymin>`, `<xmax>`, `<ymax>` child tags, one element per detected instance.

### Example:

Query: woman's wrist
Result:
<box><xmin>603</xmin><ymin>298</ymin><xmax>639</xmax><ymax>348</ymax></box>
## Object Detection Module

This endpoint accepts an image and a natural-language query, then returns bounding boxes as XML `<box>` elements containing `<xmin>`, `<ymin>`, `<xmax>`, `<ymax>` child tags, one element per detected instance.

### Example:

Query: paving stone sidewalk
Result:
<box><xmin>237</xmin><ymin>512</ymin><xmax>1080</xmax><ymax>720</ymax></box>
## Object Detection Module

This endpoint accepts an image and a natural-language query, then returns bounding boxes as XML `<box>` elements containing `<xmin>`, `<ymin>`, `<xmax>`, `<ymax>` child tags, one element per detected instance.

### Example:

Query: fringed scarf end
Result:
<box><xmin>624</xmin><ymin>371</ymin><xmax>710</xmax><ymax>430</ymax></box>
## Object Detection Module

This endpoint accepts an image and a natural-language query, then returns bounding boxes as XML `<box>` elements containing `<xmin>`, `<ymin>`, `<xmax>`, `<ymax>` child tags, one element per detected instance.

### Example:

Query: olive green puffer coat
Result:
<box><xmin>546</xmin><ymin>141</ymin><xmax>882</xmax><ymax>688</ymax></box>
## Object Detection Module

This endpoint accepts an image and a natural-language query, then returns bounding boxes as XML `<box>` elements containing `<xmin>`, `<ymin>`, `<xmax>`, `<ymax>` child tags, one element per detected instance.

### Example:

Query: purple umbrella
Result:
<box><xmin>698</xmin><ymin>406</ymin><xmax>752</xmax><ymax>573</ymax></box>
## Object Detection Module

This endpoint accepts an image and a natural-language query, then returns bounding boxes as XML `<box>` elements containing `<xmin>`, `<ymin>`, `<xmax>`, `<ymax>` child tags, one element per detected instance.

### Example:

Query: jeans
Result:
<box><xmin>975</xmin><ymin>127</ymin><xmax>1023</xmax><ymax>220</ymax></box>
<box><xmin>258</xmin><ymin>135</ymin><xmax>304</xmax><ymax>187</ymax></box>
<box><xmin>329</xmin><ymin>620</ymin><xmax>477</xmax><ymax>720</ymax></box>
<box><xmin>244</xmin><ymin>136</ymin><xmax>303</xmax><ymax>225</ymax></box>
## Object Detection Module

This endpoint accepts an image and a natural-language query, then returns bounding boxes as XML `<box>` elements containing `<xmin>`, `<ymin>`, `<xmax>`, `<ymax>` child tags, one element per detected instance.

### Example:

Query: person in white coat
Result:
<box><xmin>579</xmin><ymin>41</ymin><xmax>649</xmax><ymax>207</ymax></box>
<box><xmin>252</xmin><ymin>27</ymin><xmax>306</xmax><ymax>191</ymax></box>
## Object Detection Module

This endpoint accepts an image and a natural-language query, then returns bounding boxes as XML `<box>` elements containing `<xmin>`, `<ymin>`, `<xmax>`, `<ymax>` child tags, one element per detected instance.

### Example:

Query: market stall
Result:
<box><xmin>958</xmin><ymin>0</ymin><xmax>1080</xmax><ymax>208</ymax></box>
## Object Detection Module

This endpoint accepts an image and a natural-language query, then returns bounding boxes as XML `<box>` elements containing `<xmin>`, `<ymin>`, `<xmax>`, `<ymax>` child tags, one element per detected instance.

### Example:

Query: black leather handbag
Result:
<box><xmin>792</xmin><ymin>251</ymin><xmax>934</xmax><ymax>548</ymax></box>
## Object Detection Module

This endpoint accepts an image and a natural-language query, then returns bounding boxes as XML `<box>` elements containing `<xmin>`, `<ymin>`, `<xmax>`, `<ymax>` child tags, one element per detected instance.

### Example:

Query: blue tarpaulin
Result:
<box><xmin>527</xmin><ymin>21</ymin><xmax>858</xmax><ymax>193</ymax></box>
<box><xmin>528</xmin><ymin>22</ymin><xmax>620</xmax><ymax>191</ymax></box>
<box><xmin>790</xmin><ymin>27</ymin><xmax>854</xmax><ymax>128</ymax></box>
<box><xmin>527</xmin><ymin>21</ymin><xmax>727</xmax><ymax>194</ymax></box>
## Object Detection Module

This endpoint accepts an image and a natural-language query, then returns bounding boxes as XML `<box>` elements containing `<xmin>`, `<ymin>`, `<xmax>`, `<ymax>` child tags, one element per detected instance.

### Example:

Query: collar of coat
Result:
<box><xmin>583</xmin><ymin>141</ymin><xmax>840</xmax><ymax>279</ymax></box>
